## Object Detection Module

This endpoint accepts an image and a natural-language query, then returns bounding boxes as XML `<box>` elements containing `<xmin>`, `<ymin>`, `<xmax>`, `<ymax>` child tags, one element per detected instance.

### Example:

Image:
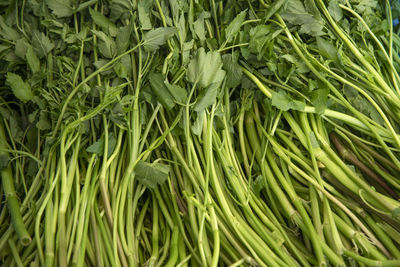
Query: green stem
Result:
<box><xmin>0</xmin><ymin>119</ymin><xmax>31</xmax><ymax>246</ymax></box>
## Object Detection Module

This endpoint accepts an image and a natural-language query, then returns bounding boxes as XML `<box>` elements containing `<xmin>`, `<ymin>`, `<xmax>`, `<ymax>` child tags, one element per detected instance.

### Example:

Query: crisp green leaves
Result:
<box><xmin>194</xmin><ymin>84</ymin><xmax>219</xmax><ymax>112</ymax></box>
<box><xmin>36</xmin><ymin>119</ymin><xmax>51</xmax><ymax>130</ymax></box>
<box><xmin>92</xmin><ymin>30</ymin><xmax>116</xmax><ymax>58</ymax></box>
<box><xmin>192</xmin><ymin>111</ymin><xmax>205</xmax><ymax>135</ymax></box>
<box><xmin>311</xmin><ymin>88</ymin><xmax>329</xmax><ymax>114</ymax></box>
<box><xmin>316</xmin><ymin>37</ymin><xmax>337</xmax><ymax>61</ymax></box>
<box><xmin>193</xmin><ymin>12</ymin><xmax>210</xmax><ymax>42</ymax></box>
<box><xmin>138</xmin><ymin>0</ymin><xmax>153</xmax><ymax>30</ymax></box>
<box><xmin>116</xmin><ymin>24</ymin><xmax>133</xmax><ymax>54</ymax></box>
<box><xmin>165</xmin><ymin>82</ymin><xmax>187</xmax><ymax>103</ymax></box>
<box><xmin>86</xmin><ymin>134</ymin><xmax>117</xmax><ymax>157</ymax></box>
<box><xmin>89</xmin><ymin>8</ymin><xmax>118</xmax><ymax>36</ymax></box>
<box><xmin>225</xmin><ymin>10</ymin><xmax>246</xmax><ymax>44</ymax></box>
<box><xmin>6</xmin><ymin>73</ymin><xmax>34</xmax><ymax>103</ymax></box>
<box><xmin>281</xmin><ymin>0</ymin><xmax>324</xmax><ymax>36</ymax></box>
<box><xmin>135</xmin><ymin>161</ymin><xmax>170</xmax><ymax>188</ymax></box>
<box><xmin>281</xmin><ymin>54</ymin><xmax>308</xmax><ymax>73</ymax></box>
<box><xmin>149</xmin><ymin>73</ymin><xmax>175</xmax><ymax>110</ymax></box>
<box><xmin>271</xmin><ymin>91</ymin><xmax>305</xmax><ymax>111</ymax></box>
<box><xmin>264</xmin><ymin>0</ymin><xmax>288</xmax><ymax>21</ymax></box>
<box><xmin>187</xmin><ymin>48</ymin><xmax>225</xmax><ymax>88</ymax></box>
<box><xmin>143</xmin><ymin>28</ymin><xmax>176</xmax><ymax>52</ymax></box>
<box><xmin>186</xmin><ymin>48</ymin><xmax>226</xmax><ymax>111</ymax></box>
<box><xmin>46</xmin><ymin>0</ymin><xmax>73</xmax><ymax>18</ymax></box>
<box><xmin>26</xmin><ymin>46</ymin><xmax>40</xmax><ymax>73</ymax></box>
<box><xmin>222</xmin><ymin>53</ymin><xmax>242</xmax><ymax>88</ymax></box>
<box><xmin>328</xmin><ymin>1</ymin><xmax>343</xmax><ymax>22</ymax></box>
<box><xmin>0</xmin><ymin>17</ymin><xmax>20</xmax><ymax>41</ymax></box>
<box><xmin>32</xmin><ymin>31</ymin><xmax>55</xmax><ymax>58</ymax></box>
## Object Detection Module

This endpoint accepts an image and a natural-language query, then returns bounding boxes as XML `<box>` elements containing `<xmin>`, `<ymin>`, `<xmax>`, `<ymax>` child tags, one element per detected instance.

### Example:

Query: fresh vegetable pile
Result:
<box><xmin>2</xmin><ymin>0</ymin><xmax>400</xmax><ymax>266</ymax></box>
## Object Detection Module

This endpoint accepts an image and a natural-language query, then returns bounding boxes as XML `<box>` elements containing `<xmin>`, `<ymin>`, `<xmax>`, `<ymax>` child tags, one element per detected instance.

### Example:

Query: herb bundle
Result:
<box><xmin>1</xmin><ymin>0</ymin><xmax>400</xmax><ymax>266</ymax></box>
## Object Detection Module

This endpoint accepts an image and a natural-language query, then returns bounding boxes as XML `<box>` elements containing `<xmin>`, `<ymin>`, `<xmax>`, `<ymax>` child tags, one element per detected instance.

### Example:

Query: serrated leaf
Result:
<box><xmin>32</xmin><ymin>31</ymin><xmax>55</xmax><ymax>58</ymax></box>
<box><xmin>272</xmin><ymin>91</ymin><xmax>305</xmax><ymax>111</ymax></box>
<box><xmin>143</xmin><ymin>27</ymin><xmax>176</xmax><ymax>52</ymax></box>
<box><xmin>225</xmin><ymin>10</ymin><xmax>246</xmax><ymax>44</ymax></box>
<box><xmin>89</xmin><ymin>8</ymin><xmax>118</xmax><ymax>37</ymax></box>
<box><xmin>135</xmin><ymin>161</ymin><xmax>170</xmax><ymax>188</ymax></box>
<box><xmin>149</xmin><ymin>73</ymin><xmax>175</xmax><ymax>110</ymax></box>
<box><xmin>6</xmin><ymin>72</ymin><xmax>34</xmax><ymax>103</ymax></box>
<box><xmin>46</xmin><ymin>0</ymin><xmax>73</xmax><ymax>18</ymax></box>
<box><xmin>26</xmin><ymin>46</ymin><xmax>40</xmax><ymax>73</ymax></box>
<box><xmin>186</xmin><ymin>48</ymin><xmax>226</xmax><ymax>89</ymax></box>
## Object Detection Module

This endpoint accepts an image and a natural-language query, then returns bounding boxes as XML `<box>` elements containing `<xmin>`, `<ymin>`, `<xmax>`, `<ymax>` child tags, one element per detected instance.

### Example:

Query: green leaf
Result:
<box><xmin>328</xmin><ymin>0</ymin><xmax>343</xmax><ymax>22</ymax></box>
<box><xmin>222</xmin><ymin>53</ymin><xmax>242</xmax><ymax>88</ymax></box>
<box><xmin>92</xmin><ymin>30</ymin><xmax>116</xmax><ymax>58</ymax></box>
<box><xmin>311</xmin><ymin>88</ymin><xmax>329</xmax><ymax>114</ymax></box>
<box><xmin>252</xmin><ymin>175</ymin><xmax>264</xmax><ymax>197</ymax></box>
<box><xmin>281</xmin><ymin>54</ymin><xmax>309</xmax><ymax>73</ymax></box>
<box><xmin>249</xmin><ymin>25</ymin><xmax>272</xmax><ymax>58</ymax></box>
<box><xmin>225</xmin><ymin>10</ymin><xmax>246</xmax><ymax>44</ymax></box>
<box><xmin>86</xmin><ymin>139</ymin><xmax>103</xmax><ymax>154</ymax></box>
<box><xmin>89</xmin><ymin>8</ymin><xmax>118</xmax><ymax>37</ymax></box>
<box><xmin>149</xmin><ymin>73</ymin><xmax>175</xmax><ymax>110</ymax></box>
<box><xmin>135</xmin><ymin>161</ymin><xmax>170</xmax><ymax>188</ymax></box>
<box><xmin>86</xmin><ymin>134</ymin><xmax>117</xmax><ymax>157</ymax></box>
<box><xmin>114</xmin><ymin>62</ymin><xmax>128</xmax><ymax>78</ymax></box>
<box><xmin>36</xmin><ymin>119</ymin><xmax>51</xmax><ymax>130</ymax></box>
<box><xmin>186</xmin><ymin>48</ymin><xmax>226</xmax><ymax>88</ymax></box>
<box><xmin>194</xmin><ymin>83</ymin><xmax>219</xmax><ymax>112</ymax></box>
<box><xmin>6</xmin><ymin>72</ymin><xmax>34</xmax><ymax>103</ymax></box>
<box><xmin>138</xmin><ymin>0</ymin><xmax>153</xmax><ymax>30</ymax></box>
<box><xmin>0</xmin><ymin>17</ymin><xmax>20</xmax><ymax>41</ymax></box>
<box><xmin>46</xmin><ymin>0</ymin><xmax>74</xmax><ymax>18</ymax></box>
<box><xmin>281</xmin><ymin>0</ymin><xmax>324</xmax><ymax>36</ymax></box>
<box><xmin>192</xmin><ymin>111</ymin><xmax>205</xmax><ymax>135</ymax></box>
<box><xmin>116</xmin><ymin>24</ymin><xmax>133</xmax><ymax>54</ymax></box>
<box><xmin>31</xmin><ymin>31</ymin><xmax>55</xmax><ymax>58</ymax></box>
<box><xmin>143</xmin><ymin>27</ymin><xmax>176</xmax><ymax>52</ymax></box>
<box><xmin>165</xmin><ymin>82</ymin><xmax>187</xmax><ymax>103</ymax></box>
<box><xmin>316</xmin><ymin>37</ymin><xmax>337</xmax><ymax>61</ymax></box>
<box><xmin>193</xmin><ymin>12</ymin><xmax>209</xmax><ymax>42</ymax></box>
<box><xmin>271</xmin><ymin>91</ymin><xmax>305</xmax><ymax>111</ymax></box>
<box><xmin>15</xmin><ymin>38</ymin><xmax>28</xmax><ymax>59</ymax></box>
<box><xmin>26</xmin><ymin>46</ymin><xmax>40</xmax><ymax>73</ymax></box>
<box><xmin>264</xmin><ymin>0</ymin><xmax>287</xmax><ymax>21</ymax></box>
